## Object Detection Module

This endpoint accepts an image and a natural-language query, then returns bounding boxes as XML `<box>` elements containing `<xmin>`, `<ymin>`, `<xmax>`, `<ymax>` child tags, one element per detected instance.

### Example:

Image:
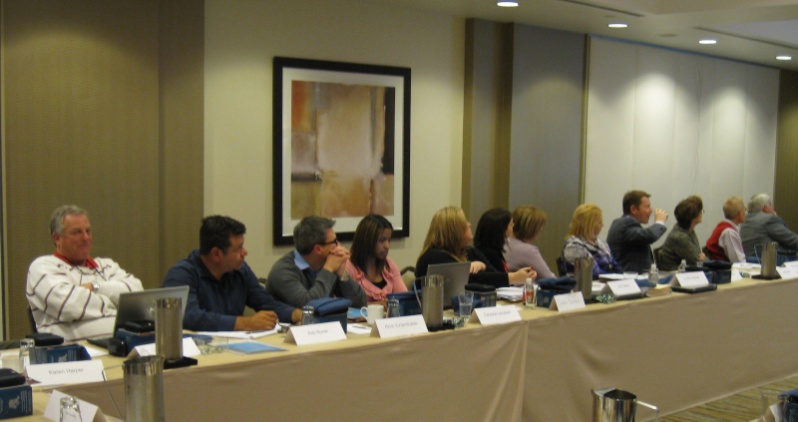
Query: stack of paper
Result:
<box><xmin>497</xmin><ymin>287</ymin><xmax>523</xmax><ymax>302</ymax></box>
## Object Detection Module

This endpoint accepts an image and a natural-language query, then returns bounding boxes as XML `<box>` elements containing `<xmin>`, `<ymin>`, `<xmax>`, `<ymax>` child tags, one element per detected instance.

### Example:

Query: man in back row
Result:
<box><xmin>27</xmin><ymin>205</ymin><xmax>143</xmax><ymax>340</ymax></box>
<box><xmin>607</xmin><ymin>190</ymin><xmax>669</xmax><ymax>273</ymax></box>
<box><xmin>163</xmin><ymin>216</ymin><xmax>301</xmax><ymax>331</ymax></box>
<box><xmin>740</xmin><ymin>193</ymin><xmax>798</xmax><ymax>259</ymax></box>
<box><xmin>705</xmin><ymin>196</ymin><xmax>746</xmax><ymax>263</ymax></box>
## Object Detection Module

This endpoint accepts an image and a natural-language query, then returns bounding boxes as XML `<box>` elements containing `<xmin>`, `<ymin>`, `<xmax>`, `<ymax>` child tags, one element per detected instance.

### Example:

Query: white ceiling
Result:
<box><xmin>371</xmin><ymin>0</ymin><xmax>798</xmax><ymax>71</ymax></box>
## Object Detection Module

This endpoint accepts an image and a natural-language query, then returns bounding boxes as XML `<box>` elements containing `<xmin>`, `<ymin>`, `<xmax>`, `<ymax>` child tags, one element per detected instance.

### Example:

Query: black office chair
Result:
<box><xmin>555</xmin><ymin>257</ymin><xmax>567</xmax><ymax>277</ymax></box>
<box><xmin>27</xmin><ymin>307</ymin><xmax>38</xmax><ymax>334</ymax></box>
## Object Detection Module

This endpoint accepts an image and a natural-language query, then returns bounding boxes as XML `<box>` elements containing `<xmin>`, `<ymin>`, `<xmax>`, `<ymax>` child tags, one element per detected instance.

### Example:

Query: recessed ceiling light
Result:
<box><xmin>699</xmin><ymin>39</ymin><xmax>717</xmax><ymax>45</ymax></box>
<box><xmin>497</xmin><ymin>1</ymin><xmax>518</xmax><ymax>7</ymax></box>
<box><xmin>776</xmin><ymin>55</ymin><xmax>793</xmax><ymax>61</ymax></box>
<box><xmin>608</xmin><ymin>23</ymin><xmax>628</xmax><ymax>29</ymax></box>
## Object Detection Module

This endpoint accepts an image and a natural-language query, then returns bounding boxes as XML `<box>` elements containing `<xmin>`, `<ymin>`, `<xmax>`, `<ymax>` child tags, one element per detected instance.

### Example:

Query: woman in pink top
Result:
<box><xmin>346</xmin><ymin>215</ymin><xmax>407</xmax><ymax>305</ymax></box>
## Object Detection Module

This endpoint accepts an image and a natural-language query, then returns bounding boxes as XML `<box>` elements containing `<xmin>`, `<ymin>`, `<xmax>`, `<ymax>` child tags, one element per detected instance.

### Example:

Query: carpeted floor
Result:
<box><xmin>660</xmin><ymin>375</ymin><xmax>798</xmax><ymax>421</ymax></box>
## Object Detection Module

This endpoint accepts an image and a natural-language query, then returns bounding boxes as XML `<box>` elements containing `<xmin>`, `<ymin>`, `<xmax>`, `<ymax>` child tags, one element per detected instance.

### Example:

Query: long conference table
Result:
<box><xmin>19</xmin><ymin>275</ymin><xmax>798</xmax><ymax>421</ymax></box>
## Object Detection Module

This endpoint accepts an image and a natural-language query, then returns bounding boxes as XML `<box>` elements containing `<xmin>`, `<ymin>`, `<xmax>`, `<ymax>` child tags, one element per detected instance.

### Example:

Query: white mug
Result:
<box><xmin>360</xmin><ymin>304</ymin><xmax>384</xmax><ymax>325</ymax></box>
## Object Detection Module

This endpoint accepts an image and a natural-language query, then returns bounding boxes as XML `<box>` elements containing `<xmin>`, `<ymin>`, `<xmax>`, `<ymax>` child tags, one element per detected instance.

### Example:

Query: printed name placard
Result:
<box><xmin>26</xmin><ymin>360</ymin><xmax>105</xmax><ymax>387</ymax></box>
<box><xmin>285</xmin><ymin>321</ymin><xmax>347</xmax><ymax>346</ymax></box>
<box><xmin>472</xmin><ymin>306</ymin><xmax>521</xmax><ymax>325</ymax></box>
<box><xmin>550</xmin><ymin>292</ymin><xmax>586</xmax><ymax>312</ymax></box>
<box><xmin>783</xmin><ymin>261</ymin><xmax>798</xmax><ymax>269</ymax></box>
<box><xmin>602</xmin><ymin>279</ymin><xmax>641</xmax><ymax>297</ymax></box>
<box><xmin>776</xmin><ymin>266</ymin><xmax>798</xmax><ymax>279</ymax></box>
<box><xmin>45</xmin><ymin>389</ymin><xmax>107</xmax><ymax>422</ymax></box>
<box><xmin>135</xmin><ymin>338</ymin><xmax>202</xmax><ymax>358</ymax></box>
<box><xmin>371</xmin><ymin>315</ymin><xmax>428</xmax><ymax>338</ymax></box>
<box><xmin>674</xmin><ymin>271</ymin><xmax>710</xmax><ymax>288</ymax></box>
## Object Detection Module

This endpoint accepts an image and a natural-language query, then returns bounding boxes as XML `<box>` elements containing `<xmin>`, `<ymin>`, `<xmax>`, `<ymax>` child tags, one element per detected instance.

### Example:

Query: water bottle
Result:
<box><xmin>524</xmin><ymin>278</ymin><xmax>537</xmax><ymax>308</ymax></box>
<box><xmin>677</xmin><ymin>259</ymin><xmax>687</xmax><ymax>273</ymax></box>
<box><xmin>648</xmin><ymin>263</ymin><xmax>659</xmax><ymax>285</ymax></box>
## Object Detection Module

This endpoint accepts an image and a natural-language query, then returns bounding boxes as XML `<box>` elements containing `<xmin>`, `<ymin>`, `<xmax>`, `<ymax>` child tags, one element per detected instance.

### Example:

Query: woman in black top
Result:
<box><xmin>415</xmin><ymin>206</ymin><xmax>533</xmax><ymax>288</ymax></box>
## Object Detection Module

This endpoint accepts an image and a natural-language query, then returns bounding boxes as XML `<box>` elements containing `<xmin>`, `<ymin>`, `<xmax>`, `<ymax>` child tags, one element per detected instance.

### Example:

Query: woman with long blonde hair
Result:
<box><xmin>560</xmin><ymin>203</ymin><xmax>620</xmax><ymax>278</ymax></box>
<box><xmin>416</xmin><ymin>207</ymin><xmax>533</xmax><ymax>287</ymax></box>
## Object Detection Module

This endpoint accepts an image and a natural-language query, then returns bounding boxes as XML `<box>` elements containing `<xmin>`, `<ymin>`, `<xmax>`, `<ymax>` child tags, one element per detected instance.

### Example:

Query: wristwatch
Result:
<box><xmin>91</xmin><ymin>282</ymin><xmax>100</xmax><ymax>293</ymax></box>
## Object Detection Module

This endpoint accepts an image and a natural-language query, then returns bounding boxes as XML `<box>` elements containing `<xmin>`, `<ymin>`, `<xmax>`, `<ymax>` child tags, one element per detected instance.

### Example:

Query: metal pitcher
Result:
<box><xmin>155</xmin><ymin>297</ymin><xmax>183</xmax><ymax>362</ymax></box>
<box><xmin>761</xmin><ymin>241</ymin><xmax>778</xmax><ymax>278</ymax></box>
<box><xmin>124</xmin><ymin>355</ymin><xmax>165</xmax><ymax>422</ymax></box>
<box><xmin>592</xmin><ymin>388</ymin><xmax>658</xmax><ymax>422</ymax></box>
<box><xmin>575</xmin><ymin>255</ymin><xmax>595</xmax><ymax>301</ymax></box>
<box><xmin>414</xmin><ymin>275</ymin><xmax>444</xmax><ymax>329</ymax></box>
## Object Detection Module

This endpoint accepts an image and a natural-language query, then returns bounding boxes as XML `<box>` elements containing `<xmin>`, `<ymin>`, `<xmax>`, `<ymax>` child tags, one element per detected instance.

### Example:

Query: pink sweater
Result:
<box><xmin>346</xmin><ymin>257</ymin><xmax>407</xmax><ymax>302</ymax></box>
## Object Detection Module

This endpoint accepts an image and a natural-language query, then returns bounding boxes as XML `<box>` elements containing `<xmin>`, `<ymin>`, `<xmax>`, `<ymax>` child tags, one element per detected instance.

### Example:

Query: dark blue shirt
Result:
<box><xmin>163</xmin><ymin>250</ymin><xmax>295</xmax><ymax>331</ymax></box>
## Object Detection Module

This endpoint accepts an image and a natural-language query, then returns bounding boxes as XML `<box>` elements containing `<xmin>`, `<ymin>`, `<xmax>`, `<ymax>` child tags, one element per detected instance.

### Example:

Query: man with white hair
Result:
<box><xmin>740</xmin><ymin>193</ymin><xmax>798</xmax><ymax>259</ymax></box>
<box><xmin>26</xmin><ymin>205</ymin><xmax>143</xmax><ymax>340</ymax></box>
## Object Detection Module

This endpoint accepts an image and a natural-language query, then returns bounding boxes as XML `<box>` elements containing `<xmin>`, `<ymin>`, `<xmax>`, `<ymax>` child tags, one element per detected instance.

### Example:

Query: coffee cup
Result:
<box><xmin>359</xmin><ymin>304</ymin><xmax>384</xmax><ymax>325</ymax></box>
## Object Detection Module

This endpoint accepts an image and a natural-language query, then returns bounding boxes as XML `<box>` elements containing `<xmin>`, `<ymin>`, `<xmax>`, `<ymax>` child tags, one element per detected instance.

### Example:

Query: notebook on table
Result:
<box><xmin>426</xmin><ymin>262</ymin><xmax>471</xmax><ymax>309</ymax></box>
<box><xmin>87</xmin><ymin>286</ymin><xmax>189</xmax><ymax>349</ymax></box>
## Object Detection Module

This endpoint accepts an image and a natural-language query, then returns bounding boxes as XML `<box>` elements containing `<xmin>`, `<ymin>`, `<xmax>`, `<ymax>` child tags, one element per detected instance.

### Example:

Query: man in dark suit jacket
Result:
<box><xmin>607</xmin><ymin>190</ymin><xmax>669</xmax><ymax>273</ymax></box>
<box><xmin>740</xmin><ymin>193</ymin><xmax>798</xmax><ymax>258</ymax></box>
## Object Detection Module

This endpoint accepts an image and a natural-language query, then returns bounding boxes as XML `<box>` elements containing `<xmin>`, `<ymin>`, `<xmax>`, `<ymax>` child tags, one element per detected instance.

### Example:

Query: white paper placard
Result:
<box><xmin>472</xmin><ymin>306</ymin><xmax>522</xmax><ymax>325</ymax></box>
<box><xmin>134</xmin><ymin>338</ymin><xmax>201</xmax><ymax>358</ymax></box>
<box><xmin>602</xmin><ymin>279</ymin><xmax>641</xmax><ymax>297</ymax></box>
<box><xmin>674</xmin><ymin>271</ymin><xmax>710</xmax><ymax>288</ymax></box>
<box><xmin>776</xmin><ymin>266</ymin><xmax>798</xmax><ymax>279</ymax></box>
<box><xmin>371</xmin><ymin>315</ymin><xmax>428</xmax><ymax>338</ymax></box>
<box><xmin>550</xmin><ymin>292</ymin><xmax>586</xmax><ymax>312</ymax></box>
<box><xmin>731</xmin><ymin>270</ymin><xmax>743</xmax><ymax>281</ymax></box>
<box><xmin>45</xmin><ymin>389</ymin><xmax>108</xmax><ymax>422</ymax></box>
<box><xmin>783</xmin><ymin>261</ymin><xmax>798</xmax><ymax>269</ymax></box>
<box><xmin>27</xmin><ymin>360</ymin><xmax>105</xmax><ymax>387</ymax></box>
<box><xmin>285</xmin><ymin>322</ymin><xmax>347</xmax><ymax>346</ymax></box>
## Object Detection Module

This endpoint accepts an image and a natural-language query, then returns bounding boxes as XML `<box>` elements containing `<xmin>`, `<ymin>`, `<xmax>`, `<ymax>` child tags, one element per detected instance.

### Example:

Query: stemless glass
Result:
<box><xmin>59</xmin><ymin>396</ymin><xmax>82</xmax><ymax>422</ymax></box>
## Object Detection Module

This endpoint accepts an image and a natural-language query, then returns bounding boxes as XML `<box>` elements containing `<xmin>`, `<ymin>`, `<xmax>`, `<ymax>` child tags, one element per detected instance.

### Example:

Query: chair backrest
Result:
<box><xmin>653</xmin><ymin>247</ymin><xmax>663</xmax><ymax>268</ymax></box>
<box><xmin>555</xmin><ymin>256</ymin><xmax>567</xmax><ymax>277</ymax></box>
<box><xmin>27</xmin><ymin>307</ymin><xmax>38</xmax><ymax>334</ymax></box>
<box><xmin>400</xmin><ymin>266</ymin><xmax>415</xmax><ymax>290</ymax></box>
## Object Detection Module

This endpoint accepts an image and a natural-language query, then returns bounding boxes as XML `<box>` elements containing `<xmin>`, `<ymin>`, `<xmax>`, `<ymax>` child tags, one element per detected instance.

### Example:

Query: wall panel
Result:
<box><xmin>586</xmin><ymin>37</ymin><xmax>778</xmax><ymax>247</ymax></box>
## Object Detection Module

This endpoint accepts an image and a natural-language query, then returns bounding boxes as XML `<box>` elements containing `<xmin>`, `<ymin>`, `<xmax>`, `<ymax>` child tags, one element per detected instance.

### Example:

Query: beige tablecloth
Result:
<box><xmin>23</xmin><ymin>277</ymin><xmax>798</xmax><ymax>421</ymax></box>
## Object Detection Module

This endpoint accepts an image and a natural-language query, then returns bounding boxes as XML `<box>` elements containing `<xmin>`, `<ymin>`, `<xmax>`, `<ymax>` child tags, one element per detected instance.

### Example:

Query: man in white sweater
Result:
<box><xmin>26</xmin><ymin>205</ymin><xmax>143</xmax><ymax>340</ymax></box>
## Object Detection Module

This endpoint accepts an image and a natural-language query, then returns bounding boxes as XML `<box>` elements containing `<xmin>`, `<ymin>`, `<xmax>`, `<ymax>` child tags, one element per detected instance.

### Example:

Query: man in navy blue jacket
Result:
<box><xmin>164</xmin><ymin>216</ymin><xmax>301</xmax><ymax>331</ymax></box>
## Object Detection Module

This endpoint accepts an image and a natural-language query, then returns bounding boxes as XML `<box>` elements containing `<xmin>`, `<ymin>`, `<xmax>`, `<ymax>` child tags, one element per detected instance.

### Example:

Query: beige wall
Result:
<box><xmin>1</xmin><ymin>0</ymin><xmax>203</xmax><ymax>339</ymax></box>
<box><xmin>204</xmin><ymin>0</ymin><xmax>465</xmax><ymax>275</ymax></box>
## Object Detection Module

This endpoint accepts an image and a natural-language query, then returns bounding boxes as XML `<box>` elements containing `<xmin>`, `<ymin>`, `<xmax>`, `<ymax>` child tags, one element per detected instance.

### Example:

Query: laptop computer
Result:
<box><xmin>87</xmin><ymin>286</ymin><xmax>189</xmax><ymax>349</ymax></box>
<box><xmin>426</xmin><ymin>262</ymin><xmax>471</xmax><ymax>309</ymax></box>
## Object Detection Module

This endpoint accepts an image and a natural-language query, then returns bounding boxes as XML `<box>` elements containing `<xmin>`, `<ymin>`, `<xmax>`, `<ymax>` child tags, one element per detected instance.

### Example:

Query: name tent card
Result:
<box><xmin>472</xmin><ymin>306</ymin><xmax>521</xmax><ymax>325</ymax></box>
<box><xmin>783</xmin><ymin>261</ymin><xmax>798</xmax><ymax>269</ymax></box>
<box><xmin>135</xmin><ymin>338</ymin><xmax>201</xmax><ymax>358</ymax></box>
<box><xmin>550</xmin><ymin>292</ymin><xmax>586</xmax><ymax>312</ymax></box>
<box><xmin>371</xmin><ymin>315</ymin><xmax>428</xmax><ymax>338</ymax></box>
<box><xmin>26</xmin><ymin>360</ymin><xmax>105</xmax><ymax>387</ymax></box>
<box><xmin>776</xmin><ymin>266</ymin><xmax>798</xmax><ymax>279</ymax></box>
<box><xmin>285</xmin><ymin>321</ymin><xmax>347</xmax><ymax>346</ymax></box>
<box><xmin>602</xmin><ymin>279</ymin><xmax>641</xmax><ymax>297</ymax></box>
<box><xmin>45</xmin><ymin>390</ymin><xmax>108</xmax><ymax>422</ymax></box>
<box><xmin>674</xmin><ymin>271</ymin><xmax>710</xmax><ymax>288</ymax></box>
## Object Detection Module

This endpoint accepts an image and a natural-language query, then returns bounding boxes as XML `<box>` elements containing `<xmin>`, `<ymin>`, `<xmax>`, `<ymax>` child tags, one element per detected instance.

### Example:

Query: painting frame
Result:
<box><xmin>273</xmin><ymin>57</ymin><xmax>411</xmax><ymax>246</ymax></box>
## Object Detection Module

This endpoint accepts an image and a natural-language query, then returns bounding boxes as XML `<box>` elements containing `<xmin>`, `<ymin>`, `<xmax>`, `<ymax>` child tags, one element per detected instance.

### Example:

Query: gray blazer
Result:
<box><xmin>607</xmin><ymin>215</ymin><xmax>667</xmax><ymax>273</ymax></box>
<box><xmin>740</xmin><ymin>212</ymin><xmax>798</xmax><ymax>257</ymax></box>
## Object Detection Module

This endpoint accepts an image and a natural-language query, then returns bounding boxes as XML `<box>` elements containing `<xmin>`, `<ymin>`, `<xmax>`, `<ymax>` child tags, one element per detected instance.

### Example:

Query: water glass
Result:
<box><xmin>301</xmin><ymin>306</ymin><xmax>315</xmax><ymax>325</ymax></box>
<box><xmin>59</xmin><ymin>396</ymin><xmax>81</xmax><ymax>422</ymax></box>
<box><xmin>386</xmin><ymin>299</ymin><xmax>401</xmax><ymax>318</ymax></box>
<box><xmin>458</xmin><ymin>291</ymin><xmax>474</xmax><ymax>321</ymax></box>
<box><xmin>18</xmin><ymin>338</ymin><xmax>34</xmax><ymax>372</ymax></box>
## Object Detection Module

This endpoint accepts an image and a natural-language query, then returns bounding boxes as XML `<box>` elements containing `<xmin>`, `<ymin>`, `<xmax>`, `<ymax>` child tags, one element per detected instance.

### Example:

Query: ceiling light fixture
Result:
<box><xmin>776</xmin><ymin>55</ymin><xmax>793</xmax><ymax>61</ymax></box>
<box><xmin>699</xmin><ymin>39</ymin><xmax>717</xmax><ymax>45</ymax></box>
<box><xmin>497</xmin><ymin>1</ymin><xmax>519</xmax><ymax>7</ymax></box>
<box><xmin>608</xmin><ymin>23</ymin><xmax>628</xmax><ymax>29</ymax></box>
